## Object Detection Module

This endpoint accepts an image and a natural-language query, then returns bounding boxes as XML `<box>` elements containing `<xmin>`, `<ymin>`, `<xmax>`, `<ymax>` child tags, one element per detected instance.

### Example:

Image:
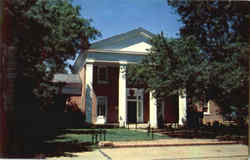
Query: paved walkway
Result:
<box><xmin>46</xmin><ymin>144</ymin><xmax>248</xmax><ymax>160</ymax></box>
<box><xmin>100</xmin><ymin>144</ymin><xmax>248</xmax><ymax>160</ymax></box>
<box><xmin>46</xmin><ymin>150</ymin><xmax>104</xmax><ymax>160</ymax></box>
<box><xmin>99</xmin><ymin>138</ymin><xmax>239</xmax><ymax>148</ymax></box>
<box><xmin>46</xmin><ymin>138</ymin><xmax>244</xmax><ymax>160</ymax></box>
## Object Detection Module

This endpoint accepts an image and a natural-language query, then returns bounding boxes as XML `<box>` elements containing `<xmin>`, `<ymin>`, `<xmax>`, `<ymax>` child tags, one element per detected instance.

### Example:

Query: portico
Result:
<box><xmin>72</xmin><ymin>28</ymin><xmax>187</xmax><ymax>128</ymax></box>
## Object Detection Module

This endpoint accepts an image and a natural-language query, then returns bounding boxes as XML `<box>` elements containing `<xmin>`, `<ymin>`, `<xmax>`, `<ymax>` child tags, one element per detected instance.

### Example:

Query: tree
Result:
<box><xmin>127</xmin><ymin>34</ymin><xmax>207</xmax><ymax>100</ymax></box>
<box><xmin>127</xmin><ymin>1</ymin><xmax>249</xmax><ymax>120</ymax></box>
<box><xmin>6</xmin><ymin>0</ymin><xmax>101</xmax><ymax>109</ymax></box>
<box><xmin>167</xmin><ymin>0</ymin><xmax>249</xmax><ymax>119</ymax></box>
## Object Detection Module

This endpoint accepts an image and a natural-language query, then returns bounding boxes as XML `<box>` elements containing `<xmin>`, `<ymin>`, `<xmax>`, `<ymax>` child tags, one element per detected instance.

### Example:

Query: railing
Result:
<box><xmin>91</xmin><ymin>128</ymin><xmax>107</xmax><ymax>144</ymax></box>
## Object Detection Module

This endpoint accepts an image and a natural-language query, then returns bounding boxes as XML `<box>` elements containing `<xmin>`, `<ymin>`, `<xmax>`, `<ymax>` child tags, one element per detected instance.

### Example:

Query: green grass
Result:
<box><xmin>105</xmin><ymin>128</ymin><xmax>169</xmax><ymax>141</ymax></box>
<box><xmin>48</xmin><ymin>128</ymin><xmax>169</xmax><ymax>143</ymax></box>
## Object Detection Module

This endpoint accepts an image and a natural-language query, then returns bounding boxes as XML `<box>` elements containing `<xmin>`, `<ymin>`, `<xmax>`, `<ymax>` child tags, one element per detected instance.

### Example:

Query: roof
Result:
<box><xmin>72</xmin><ymin>27</ymin><xmax>155</xmax><ymax>73</ymax></box>
<box><xmin>53</xmin><ymin>73</ymin><xmax>81</xmax><ymax>83</ymax></box>
<box><xmin>87</xmin><ymin>49</ymin><xmax>148</xmax><ymax>55</ymax></box>
<box><xmin>90</xmin><ymin>27</ymin><xmax>154</xmax><ymax>49</ymax></box>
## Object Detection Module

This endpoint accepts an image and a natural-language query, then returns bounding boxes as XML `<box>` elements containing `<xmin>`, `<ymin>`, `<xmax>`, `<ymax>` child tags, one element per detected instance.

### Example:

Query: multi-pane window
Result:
<box><xmin>97</xmin><ymin>96</ymin><xmax>107</xmax><ymax>117</ymax></box>
<box><xmin>97</xmin><ymin>66</ymin><xmax>108</xmax><ymax>84</ymax></box>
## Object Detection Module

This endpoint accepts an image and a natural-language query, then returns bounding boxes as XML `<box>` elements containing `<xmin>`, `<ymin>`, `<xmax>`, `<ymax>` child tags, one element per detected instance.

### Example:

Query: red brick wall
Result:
<box><xmin>93</xmin><ymin>65</ymin><xmax>119</xmax><ymax>123</ymax></box>
<box><xmin>164</xmin><ymin>96</ymin><xmax>179</xmax><ymax>123</ymax></box>
<box><xmin>91</xmin><ymin>64</ymin><xmax>151</xmax><ymax>124</ymax></box>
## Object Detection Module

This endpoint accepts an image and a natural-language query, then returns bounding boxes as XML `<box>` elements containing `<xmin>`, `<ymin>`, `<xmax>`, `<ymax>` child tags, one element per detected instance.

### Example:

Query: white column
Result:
<box><xmin>85</xmin><ymin>63</ymin><xmax>93</xmax><ymax>123</ymax></box>
<box><xmin>119</xmin><ymin>63</ymin><xmax>127</xmax><ymax>127</ymax></box>
<box><xmin>150</xmin><ymin>91</ymin><xmax>158</xmax><ymax>128</ymax></box>
<box><xmin>178</xmin><ymin>89</ymin><xmax>187</xmax><ymax>125</ymax></box>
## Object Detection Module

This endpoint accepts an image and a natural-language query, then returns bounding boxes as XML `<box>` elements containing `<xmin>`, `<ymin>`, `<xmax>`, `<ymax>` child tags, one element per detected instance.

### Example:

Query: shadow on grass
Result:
<box><xmin>7</xmin><ymin>111</ymin><xmax>95</xmax><ymax>158</ymax></box>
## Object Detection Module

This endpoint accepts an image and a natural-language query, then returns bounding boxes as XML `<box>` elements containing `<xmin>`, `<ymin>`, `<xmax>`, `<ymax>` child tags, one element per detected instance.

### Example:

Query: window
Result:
<box><xmin>97</xmin><ymin>96</ymin><xmax>107</xmax><ymax>117</ymax></box>
<box><xmin>97</xmin><ymin>66</ymin><xmax>108</xmax><ymax>84</ymax></box>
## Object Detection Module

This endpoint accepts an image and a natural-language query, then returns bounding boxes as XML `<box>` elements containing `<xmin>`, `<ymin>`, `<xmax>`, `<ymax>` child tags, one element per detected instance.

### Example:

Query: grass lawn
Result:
<box><xmin>48</xmin><ymin>128</ymin><xmax>170</xmax><ymax>143</ymax></box>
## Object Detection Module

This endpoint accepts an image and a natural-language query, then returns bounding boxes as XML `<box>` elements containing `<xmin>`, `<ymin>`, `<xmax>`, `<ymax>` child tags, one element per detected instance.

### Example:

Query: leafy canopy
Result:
<box><xmin>6</xmin><ymin>0</ymin><xmax>101</xmax><ymax>108</ymax></box>
<box><xmin>127</xmin><ymin>35</ymin><xmax>207</xmax><ymax>100</ymax></box>
<box><xmin>168</xmin><ymin>0</ymin><xmax>249</xmax><ymax>115</ymax></box>
<box><xmin>127</xmin><ymin>1</ymin><xmax>249</xmax><ymax>117</ymax></box>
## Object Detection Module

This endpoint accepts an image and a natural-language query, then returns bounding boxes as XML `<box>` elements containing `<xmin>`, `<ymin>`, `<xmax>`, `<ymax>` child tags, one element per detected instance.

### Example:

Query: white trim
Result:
<box><xmin>89</xmin><ymin>28</ymin><xmax>154</xmax><ymax>49</ymax></box>
<box><xmin>85</xmin><ymin>63</ymin><xmax>93</xmax><ymax>123</ymax></box>
<box><xmin>85</xmin><ymin>59</ymin><xmax>137</xmax><ymax>65</ymax></box>
<box><xmin>87</xmin><ymin>49</ymin><xmax>148</xmax><ymax>55</ymax></box>
<box><xmin>119</xmin><ymin>61</ymin><xmax>128</xmax><ymax>65</ymax></box>
<box><xmin>96</xmin><ymin>96</ymin><xmax>108</xmax><ymax>124</ymax></box>
<box><xmin>178</xmin><ymin>89</ymin><xmax>187</xmax><ymax>125</ymax></box>
<box><xmin>204</xmin><ymin>101</ymin><xmax>210</xmax><ymax>115</ymax></box>
<box><xmin>119</xmin><ymin>64</ymin><xmax>127</xmax><ymax>127</ymax></box>
<box><xmin>86</xmin><ymin>59</ymin><xmax>95</xmax><ymax>63</ymax></box>
<box><xmin>149</xmin><ymin>91</ymin><xmax>158</xmax><ymax>128</ymax></box>
<box><xmin>136</xmin><ymin>99</ymin><xmax>144</xmax><ymax>123</ymax></box>
<box><xmin>126</xmin><ymin>88</ymin><xmax>144</xmax><ymax>123</ymax></box>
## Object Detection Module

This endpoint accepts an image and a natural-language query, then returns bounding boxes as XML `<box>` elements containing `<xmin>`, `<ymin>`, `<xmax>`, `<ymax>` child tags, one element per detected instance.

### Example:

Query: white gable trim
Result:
<box><xmin>85</xmin><ymin>59</ymin><xmax>136</xmax><ymax>65</ymax></box>
<box><xmin>87</xmin><ymin>49</ymin><xmax>148</xmax><ymax>55</ymax></box>
<box><xmin>73</xmin><ymin>27</ymin><xmax>154</xmax><ymax>73</ymax></box>
<box><xmin>90</xmin><ymin>27</ymin><xmax>154</xmax><ymax>50</ymax></box>
<box><xmin>120</xmin><ymin>41</ymin><xmax>151</xmax><ymax>52</ymax></box>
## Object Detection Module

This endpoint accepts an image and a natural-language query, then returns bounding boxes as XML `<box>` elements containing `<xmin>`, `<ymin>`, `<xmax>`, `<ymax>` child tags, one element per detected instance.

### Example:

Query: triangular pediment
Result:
<box><xmin>90</xmin><ymin>27</ymin><xmax>154</xmax><ymax>52</ymax></box>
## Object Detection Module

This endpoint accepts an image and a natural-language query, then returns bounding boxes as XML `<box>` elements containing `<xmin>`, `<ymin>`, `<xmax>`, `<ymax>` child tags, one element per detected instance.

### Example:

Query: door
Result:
<box><xmin>127</xmin><ymin>101</ymin><xmax>137</xmax><ymax>123</ymax></box>
<box><xmin>96</xmin><ymin>96</ymin><xmax>107</xmax><ymax>124</ymax></box>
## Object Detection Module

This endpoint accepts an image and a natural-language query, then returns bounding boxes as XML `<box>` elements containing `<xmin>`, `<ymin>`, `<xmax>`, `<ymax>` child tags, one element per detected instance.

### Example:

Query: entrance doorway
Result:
<box><xmin>126</xmin><ymin>88</ymin><xmax>144</xmax><ymax>123</ymax></box>
<box><xmin>127</xmin><ymin>101</ymin><xmax>137</xmax><ymax>123</ymax></box>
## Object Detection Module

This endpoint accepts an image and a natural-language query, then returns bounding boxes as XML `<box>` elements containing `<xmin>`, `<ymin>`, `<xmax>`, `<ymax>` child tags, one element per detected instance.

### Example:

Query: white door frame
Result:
<box><xmin>127</xmin><ymin>88</ymin><xmax>144</xmax><ymax>123</ymax></box>
<box><xmin>96</xmin><ymin>96</ymin><xmax>108</xmax><ymax>124</ymax></box>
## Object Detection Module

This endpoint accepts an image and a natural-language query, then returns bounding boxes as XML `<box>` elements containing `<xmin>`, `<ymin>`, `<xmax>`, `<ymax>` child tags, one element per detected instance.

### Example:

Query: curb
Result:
<box><xmin>99</xmin><ymin>141</ymin><xmax>239</xmax><ymax>148</ymax></box>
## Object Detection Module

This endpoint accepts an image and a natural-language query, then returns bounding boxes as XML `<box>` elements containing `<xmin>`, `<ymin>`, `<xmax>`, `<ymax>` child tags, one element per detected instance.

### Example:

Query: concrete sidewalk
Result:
<box><xmin>98</xmin><ymin>138</ymin><xmax>239</xmax><ymax>148</ymax></box>
<box><xmin>100</xmin><ymin>144</ymin><xmax>248</xmax><ymax>160</ymax></box>
<box><xmin>46</xmin><ymin>150</ymin><xmax>105</xmax><ymax>160</ymax></box>
<box><xmin>46</xmin><ymin>139</ymin><xmax>245</xmax><ymax>160</ymax></box>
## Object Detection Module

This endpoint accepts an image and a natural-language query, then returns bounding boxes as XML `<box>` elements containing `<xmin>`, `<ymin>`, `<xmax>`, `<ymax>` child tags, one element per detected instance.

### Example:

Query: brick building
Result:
<box><xmin>56</xmin><ymin>28</ymin><xmax>223</xmax><ymax>128</ymax></box>
<box><xmin>64</xmin><ymin>28</ymin><xmax>186</xmax><ymax>128</ymax></box>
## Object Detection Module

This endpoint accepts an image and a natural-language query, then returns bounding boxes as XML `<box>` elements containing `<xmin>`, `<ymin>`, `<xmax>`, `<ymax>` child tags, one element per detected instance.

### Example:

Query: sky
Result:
<box><xmin>68</xmin><ymin>0</ymin><xmax>182</xmax><ymax>68</ymax></box>
<box><xmin>73</xmin><ymin>0</ymin><xmax>182</xmax><ymax>41</ymax></box>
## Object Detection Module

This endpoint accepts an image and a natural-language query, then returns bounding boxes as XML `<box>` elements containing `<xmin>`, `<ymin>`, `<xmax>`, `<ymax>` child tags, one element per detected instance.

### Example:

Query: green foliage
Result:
<box><xmin>127</xmin><ymin>34</ymin><xmax>206</xmax><ymax>99</ymax></box>
<box><xmin>6</xmin><ymin>0</ymin><xmax>101</xmax><ymax>108</ymax></box>
<box><xmin>128</xmin><ymin>1</ymin><xmax>249</xmax><ymax>117</ymax></box>
<box><xmin>168</xmin><ymin>0</ymin><xmax>249</xmax><ymax>115</ymax></box>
